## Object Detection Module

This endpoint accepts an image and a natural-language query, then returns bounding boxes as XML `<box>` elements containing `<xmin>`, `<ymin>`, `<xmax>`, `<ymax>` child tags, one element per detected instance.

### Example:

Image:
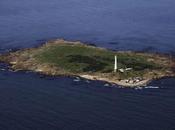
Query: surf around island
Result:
<box><xmin>0</xmin><ymin>39</ymin><xmax>174</xmax><ymax>87</ymax></box>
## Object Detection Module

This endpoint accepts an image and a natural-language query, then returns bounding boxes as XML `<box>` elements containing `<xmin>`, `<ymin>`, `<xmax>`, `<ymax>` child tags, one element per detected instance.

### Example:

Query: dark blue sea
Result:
<box><xmin>0</xmin><ymin>0</ymin><xmax>175</xmax><ymax>129</ymax></box>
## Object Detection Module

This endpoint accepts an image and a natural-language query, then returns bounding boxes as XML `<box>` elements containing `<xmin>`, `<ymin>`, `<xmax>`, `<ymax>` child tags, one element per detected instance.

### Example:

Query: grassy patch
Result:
<box><xmin>35</xmin><ymin>44</ymin><xmax>161</xmax><ymax>75</ymax></box>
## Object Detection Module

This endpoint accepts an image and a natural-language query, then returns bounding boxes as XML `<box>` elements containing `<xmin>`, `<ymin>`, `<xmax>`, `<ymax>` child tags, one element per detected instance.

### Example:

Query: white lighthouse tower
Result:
<box><xmin>114</xmin><ymin>55</ymin><xmax>118</xmax><ymax>72</ymax></box>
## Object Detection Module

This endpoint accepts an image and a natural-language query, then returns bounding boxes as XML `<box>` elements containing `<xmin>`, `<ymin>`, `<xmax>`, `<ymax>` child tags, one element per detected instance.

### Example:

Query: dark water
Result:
<box><xmin>1</xmin><ymin>0</ymin><xmax>175</xmax><ymax>53</ymax></box>
<box><xmin>0</xmin><ymin>65</ymin><xmax>175</xmax><ymax>130</ymax></box>
<box><xmin>0</xmin><ymin>0</ymin><xmax>175</xmax><ymax>129</ymax></box>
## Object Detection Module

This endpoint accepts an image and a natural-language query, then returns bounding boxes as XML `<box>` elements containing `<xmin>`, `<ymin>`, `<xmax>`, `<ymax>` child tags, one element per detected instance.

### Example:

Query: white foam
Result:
<box><xmin>104</xmin><ymin>83</ymin><xmax>110</xmax><ymax>87</ymax></box>
<box><xmin>134</xmin><ymin>86</ymin><xmax>143</xmax><ymax>90</ymax></box>
<box><xmin>144</xmin><ymin>86</ymin><xmax>159</xmax><ymax>89</ymax></box>
<box><xmin>73</xmin><ymin>77</ymin><xmax>81</xmax><ymax>82</ymax></box>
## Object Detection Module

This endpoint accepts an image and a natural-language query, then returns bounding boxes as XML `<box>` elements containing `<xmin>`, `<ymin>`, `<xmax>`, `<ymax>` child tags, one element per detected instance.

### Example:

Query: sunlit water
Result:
<box><xmin>0</xmin><ymin>0</ymin><xmax>175</xmax><ymax>129</ymax></box>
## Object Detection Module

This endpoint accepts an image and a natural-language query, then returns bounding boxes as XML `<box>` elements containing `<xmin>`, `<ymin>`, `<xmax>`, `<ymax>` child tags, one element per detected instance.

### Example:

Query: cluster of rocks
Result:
<box><xmin>125</xmin><ymin>77</ymin><xmax>143</xmax><ymax>84</ymax></box>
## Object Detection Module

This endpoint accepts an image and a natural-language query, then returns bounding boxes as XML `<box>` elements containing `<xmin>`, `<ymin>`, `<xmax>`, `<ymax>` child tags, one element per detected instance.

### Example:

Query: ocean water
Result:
<box><xmin>0</xmin><ymin>0</ymin><xmax>175</xmax><ymax>129</ymax></box>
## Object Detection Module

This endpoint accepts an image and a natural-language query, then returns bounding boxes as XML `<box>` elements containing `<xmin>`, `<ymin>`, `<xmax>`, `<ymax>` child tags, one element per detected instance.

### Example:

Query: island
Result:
<box><xmin>0</xmin><ymin>39</ymin><xmax>174</xmax><ymax>87</ymax></box>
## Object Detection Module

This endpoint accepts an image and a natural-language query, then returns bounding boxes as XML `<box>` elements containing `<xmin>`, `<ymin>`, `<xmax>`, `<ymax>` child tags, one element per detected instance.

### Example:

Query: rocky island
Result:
<box><xmin>0</xmin><ymin>39</ymin><xmax>174</xmax><ymax>87</ymax></box>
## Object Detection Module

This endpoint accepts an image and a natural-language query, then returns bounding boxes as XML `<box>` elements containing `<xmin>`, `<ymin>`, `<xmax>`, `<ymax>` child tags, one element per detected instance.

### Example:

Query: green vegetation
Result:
<box><xmin>35</xmin><ymin>44</ymin><xmax>161</xmax><ymax>77</ymax></box>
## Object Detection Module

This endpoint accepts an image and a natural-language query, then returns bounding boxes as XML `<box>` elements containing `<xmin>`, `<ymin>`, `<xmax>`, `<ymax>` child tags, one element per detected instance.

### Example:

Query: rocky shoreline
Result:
<box><xmin>79</xmin><ymin>74</ymin><xmax>151</xmax><ymax>87</ymax></box>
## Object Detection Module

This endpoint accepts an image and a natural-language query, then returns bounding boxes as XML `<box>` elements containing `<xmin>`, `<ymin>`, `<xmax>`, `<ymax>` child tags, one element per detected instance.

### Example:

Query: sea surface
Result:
<box><xmin>0</xmin><ymin>0</ymin><xmax>175</xmax><ymax>129</ymax></box>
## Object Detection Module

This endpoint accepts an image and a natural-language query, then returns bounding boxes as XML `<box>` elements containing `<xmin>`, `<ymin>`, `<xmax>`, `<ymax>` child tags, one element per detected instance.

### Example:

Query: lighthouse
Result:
<box><xmin>114</xmin><ymin>55</ymin><xmax>118</xmax><ymax>72</ymax></box>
